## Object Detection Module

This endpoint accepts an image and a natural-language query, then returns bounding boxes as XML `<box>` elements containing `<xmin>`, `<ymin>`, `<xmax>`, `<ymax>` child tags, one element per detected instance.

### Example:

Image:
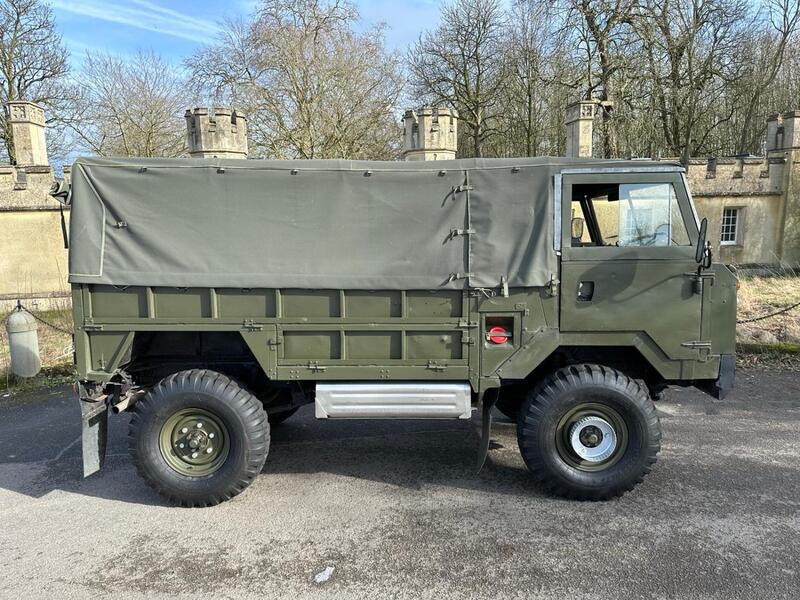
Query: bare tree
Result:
<box><xmin>565</xmin><ymin>0</ymin><xmax>638</xmax><ymax>157</ymax></box>
<box><xmin>187</xmin><ymin>0</ymin><xmax>403</xmax><ymax>160</ymax></box>
<box><xmin>732</xmin><ymin>0</ymin><xmax>800</xmax><ymax>153</ymax></box>
<box><xmin>408</xmin><ymin>0</ymin><xmax>507</xmax><ymax>157</ymax></box>
<box><xmin>497</xmin><ymin>0</ymin><xmax>566</xmax><ymax>157</ymax></box>
<box><xmin>0</xmin><ymin>0</ymin><xmax>70</xmax><ymax>164</ymax></box>
<box><xmin>71</xmin><ymin>50</ymin><xmax>190</xmax><ymax>158</ymax></box>
<box><xmin>634</xmin><ymin>0</ymin><xmax>751</xmax><ymax>163</ymax></box>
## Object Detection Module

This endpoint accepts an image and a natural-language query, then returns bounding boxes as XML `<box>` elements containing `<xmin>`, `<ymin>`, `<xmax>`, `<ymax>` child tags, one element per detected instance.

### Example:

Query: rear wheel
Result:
<box><xmin>129</xmin><ymin>369</ymin><xmax>269</xmax><ymax>507</ymax></box>
<box><xmin>517</xmin><ymin>364</ymin><xmax>660</xmax><ymax>500</ymax></box>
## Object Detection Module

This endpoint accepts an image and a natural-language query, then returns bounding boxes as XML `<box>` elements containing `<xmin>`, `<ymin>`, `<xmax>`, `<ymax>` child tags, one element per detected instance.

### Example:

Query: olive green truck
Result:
<box><xmin>61</xmin><ymin>156</ymin><xmax>736</xmax><ymax>506</ymax></box>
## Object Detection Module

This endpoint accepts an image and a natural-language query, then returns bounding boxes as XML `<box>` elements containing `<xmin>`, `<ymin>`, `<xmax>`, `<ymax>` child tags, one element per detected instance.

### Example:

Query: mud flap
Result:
<box><xmin>476</xmin><ymin>388</ymin><xmax>499</xmax><ymax>473</ymax></box>
<box><xmin>81</xmin><ymin>398</ymin><xmax>108</xmax><ymax>477</ymax></box>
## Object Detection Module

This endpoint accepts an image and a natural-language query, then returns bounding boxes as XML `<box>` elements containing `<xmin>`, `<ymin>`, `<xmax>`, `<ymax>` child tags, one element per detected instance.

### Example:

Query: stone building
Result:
<box><xmin>0</xmin><ymin>101</ymin><xmax>70</xmax><ymax>306</ymax></box>
<box><xmin>402</xmin><ymin>106</ymin><xmax>458</xmax><ymax>161</ymax></box>
<box><xmin>563</xmin><ymin>100</ymin><xmax>800</xmax><ymax>266</ymax></box>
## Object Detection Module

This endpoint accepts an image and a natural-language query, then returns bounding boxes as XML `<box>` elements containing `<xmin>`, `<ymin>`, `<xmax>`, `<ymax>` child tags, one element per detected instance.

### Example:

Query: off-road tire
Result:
<box><xmin>129</xmin><ymin>369</ymin><xmax>269</xmax><ymax>507</ymax></box>
<box><xmin>517</xmin><ymin>364</ymin><xmax>660</xmax><ymax>500</ymax></box>
<box><xmin>268</xmin><ymin>407</ymin><xmax>299</xmax><ymax>426</ymax></box>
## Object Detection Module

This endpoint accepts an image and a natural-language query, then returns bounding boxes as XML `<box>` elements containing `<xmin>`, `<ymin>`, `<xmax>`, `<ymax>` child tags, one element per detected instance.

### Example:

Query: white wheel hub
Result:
<box><xmin>569</xmin><ymin>416</ymin><xmax>617</xmax><ymax>463</ymax></box>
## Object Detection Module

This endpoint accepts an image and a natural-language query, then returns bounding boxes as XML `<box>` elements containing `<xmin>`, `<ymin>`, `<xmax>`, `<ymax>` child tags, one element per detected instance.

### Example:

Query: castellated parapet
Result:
<box><xmin>402</xmin><ymin>106</ymin><xmax>458</xmax><ymax>161</ymax></box>
<box><xmin>185</xmin><ymin>107</ymin><xmax>248</xmax><ymax>159</ymax></box>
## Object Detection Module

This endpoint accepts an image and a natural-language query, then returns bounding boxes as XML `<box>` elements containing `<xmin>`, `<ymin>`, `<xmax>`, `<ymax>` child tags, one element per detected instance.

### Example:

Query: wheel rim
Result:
<box><xmin>159</xmin><ymin>408</ymin><xmax>230</xmax><ymax>477</ymax></box>
<box><xmin>555</xmin><ymin>402</ymin><xmax>628</xmax><ymax>471</ymax></box>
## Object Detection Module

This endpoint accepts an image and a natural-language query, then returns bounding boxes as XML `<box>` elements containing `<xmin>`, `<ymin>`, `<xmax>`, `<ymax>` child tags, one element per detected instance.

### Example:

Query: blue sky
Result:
<box><xmin>50</xmin><ymin>0</ymin><xmax>443</xmax><ymax>65</ymax></box>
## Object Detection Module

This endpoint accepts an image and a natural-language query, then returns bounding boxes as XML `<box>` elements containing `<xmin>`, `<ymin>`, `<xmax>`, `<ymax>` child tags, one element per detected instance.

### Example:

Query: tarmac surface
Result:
<box><xmin>1</xmin><ymin>369</ymin><xmax>798</xmax><ymax>599</ymax></box>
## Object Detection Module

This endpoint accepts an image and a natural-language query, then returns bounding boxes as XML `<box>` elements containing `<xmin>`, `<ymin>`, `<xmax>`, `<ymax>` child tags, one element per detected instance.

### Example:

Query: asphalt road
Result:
<box><xmin>1</xmin><ymin>369</ymin><xmax>799</xmax><ymax>599</ymax></box>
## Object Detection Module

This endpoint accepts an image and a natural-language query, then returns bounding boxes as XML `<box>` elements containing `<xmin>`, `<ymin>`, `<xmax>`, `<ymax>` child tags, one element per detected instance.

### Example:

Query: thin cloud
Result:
<box><xmin>51</xmin><ymin>0</ymin><xmax>221</xmax><ymax>43</ymax></box>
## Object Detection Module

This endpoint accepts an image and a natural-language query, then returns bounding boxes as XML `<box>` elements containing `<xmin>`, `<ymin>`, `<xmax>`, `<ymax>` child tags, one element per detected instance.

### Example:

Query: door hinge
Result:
<box><xmin>306</xmin><ymin>361</ymin><xmax>327</xmax><ymax>372</ymax></box>
<box><xmin>462</xmin><ymin>335</ymin><xmax>476</xmax><ymax>346</ymax></box>
<box><xmin>426</xmin><ymin>360</ymin><xmax>448</xmax><ymax>372</ymax></box>
<box><xmin>83</xmin><ymin>323</ymin><xmax>103</xmax><ymax>331</ymax></box>
<box><xmin>458</xmin><ymin>319</ymin><xmax>479</xmax><ymax>328</ymax></box>
<box><xmin>242</xmin><ymin>319</ymin><xmax>263</xmax><ymax>331</ymax></box>
<box><xmin>681</xmin><ymin>341</ymin><xmax>712</xmax><ymax>349</ymax></box>
<box><xmin>268</xmin><ymin>337</ymin><xmax>283</xmax><ymax>349</ymax></box>
<box><xmin>453</xmin><ymin>184</ymin><xmax>474</xmax><ymax>193</ymax></box>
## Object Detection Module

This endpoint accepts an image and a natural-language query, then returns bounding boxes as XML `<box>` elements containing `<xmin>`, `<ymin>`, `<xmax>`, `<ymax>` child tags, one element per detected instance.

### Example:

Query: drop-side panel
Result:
<box><xmin>315</xmin><ymin>383</ymin><xmax>472</xmax><ymax>419</ymax></box>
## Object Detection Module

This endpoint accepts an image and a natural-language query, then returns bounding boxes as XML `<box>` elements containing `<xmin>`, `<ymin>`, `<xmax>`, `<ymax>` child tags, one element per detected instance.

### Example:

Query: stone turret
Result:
<box><xmin>185</xmin><ymin>107</ymin><xmax>248</xmax><ymax>159</ymax></box>
<box><xmin>402</xmin><ymin>106</ymin><xmax>458</xmax><ymax>161</ymax></box>
<box><xmin>565</xmin><ymin>100</ymin><xmax>597</xmax><ymax>159</ymax></box>
<box><xmin>767</xmin><ymin>111</ymin><xmax>800</xmax><ymax>153</ymax></box>
<box><xmin>5</xmin><ymin>101</ymin><xmax>48</xmax><ymax>166</ymax></box>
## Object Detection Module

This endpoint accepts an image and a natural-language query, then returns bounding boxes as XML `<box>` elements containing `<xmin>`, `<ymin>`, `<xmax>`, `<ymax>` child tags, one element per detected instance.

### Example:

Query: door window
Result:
<box><xmin>571</xmin><ymin>182</ymin><xmax>690</xmax><ymax>247</ymax></box>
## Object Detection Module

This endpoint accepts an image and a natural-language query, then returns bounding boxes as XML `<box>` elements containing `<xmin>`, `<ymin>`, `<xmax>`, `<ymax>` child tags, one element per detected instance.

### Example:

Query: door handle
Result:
<box><xmin>577</xmin><ymin>281</ymin><xmax>595</xmax><ymax>302</ymax></box>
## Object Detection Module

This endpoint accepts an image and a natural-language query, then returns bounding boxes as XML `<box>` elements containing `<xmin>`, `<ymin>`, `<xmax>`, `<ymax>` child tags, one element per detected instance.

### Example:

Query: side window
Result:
<box><xmin>571</xmin><ymin>182</ymin><xmax>690</xmax><ymax>247</ymax></box>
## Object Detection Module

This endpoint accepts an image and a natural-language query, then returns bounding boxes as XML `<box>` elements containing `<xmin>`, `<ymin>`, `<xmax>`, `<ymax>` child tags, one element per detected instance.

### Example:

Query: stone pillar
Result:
<box><xmin>565</xmin><ymin>100</ymin><xmax>597</xmax><ymax>158</ymax></box>
<box><xmin>185</xmin><ymin>107</ymin><xmax>248</xmax><ymax>159</ymax></box>
<box><xmin>776</xmin><ymin>111</ymin><xmax>800</xmax><ymax>265</ymax></box>
<box><xmin>5</xmin><ymin>101</ymin><xmax>48</xmax><ymax>166</ymax></box>
<box><xmin>402</xmin><ymin>106</ymin><xmax>458</xmax><ymax>161</ymax></box>
<box><xmin>781</xmin><ymin>110</ymin><xmax>800</xmax><ymax>151</ymax></box>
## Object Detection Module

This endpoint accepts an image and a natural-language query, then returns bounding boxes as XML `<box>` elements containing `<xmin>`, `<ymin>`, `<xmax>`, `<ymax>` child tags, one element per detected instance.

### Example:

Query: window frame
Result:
<box><xmin>720</xmin><ymin>206</ymin><xmax>742</xmax><ymax>247</ymax></box>
<box><xmin>558</xmin><ymin>170</ymin><xmax>700</xmax><ymax>261</ymax></box>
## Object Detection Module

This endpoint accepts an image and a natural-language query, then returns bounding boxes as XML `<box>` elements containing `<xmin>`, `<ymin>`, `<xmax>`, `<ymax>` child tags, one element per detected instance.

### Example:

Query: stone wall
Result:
<box><xmin>685</xmin><ymin>157</ymin><xmax>788</xmax><ymax>264</ymax></box>
<box><xmin>0</xmin><ymin>210</ymin><xmax>69</xmax><ymax>300</ymax></box>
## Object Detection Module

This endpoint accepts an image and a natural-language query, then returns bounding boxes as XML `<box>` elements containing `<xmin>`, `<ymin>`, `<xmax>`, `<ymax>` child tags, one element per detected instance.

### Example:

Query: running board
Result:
<box><xmin>315</xmin><ymin>383</ymin><xmax>472</xmax><ymax>419</ymax></box>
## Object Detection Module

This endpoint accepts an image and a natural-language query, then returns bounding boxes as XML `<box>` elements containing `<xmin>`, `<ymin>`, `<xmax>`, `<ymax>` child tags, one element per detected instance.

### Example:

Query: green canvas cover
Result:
<box><xmin>66</xmin><ymin>156</ymin><xmax>656</xmax><ymax>290</ymax></box>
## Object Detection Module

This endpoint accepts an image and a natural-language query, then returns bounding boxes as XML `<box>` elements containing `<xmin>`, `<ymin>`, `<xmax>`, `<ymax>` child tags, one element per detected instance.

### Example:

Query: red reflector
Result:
<box><xmin>488</xmin><ymin>326</ymin><xmax>511</xmax><ymax>344</ymax></box>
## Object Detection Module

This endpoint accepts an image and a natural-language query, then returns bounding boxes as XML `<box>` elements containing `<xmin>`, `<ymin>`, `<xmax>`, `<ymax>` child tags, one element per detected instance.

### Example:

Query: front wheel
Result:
<box><xmin>129</xmin><ymin>369</ymin><xmax>269</xmax><ymax>507</ymax></box>
<box><xmin>517</xmin><ymin>364</ymin><xmax>660</xmax><ymax>500</ymax></box>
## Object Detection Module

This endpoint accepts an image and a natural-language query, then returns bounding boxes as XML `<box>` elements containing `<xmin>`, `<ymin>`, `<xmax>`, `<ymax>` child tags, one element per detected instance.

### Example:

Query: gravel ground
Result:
<box><xmin>0</xmin><ymin>369</ymin><xmax>798</xmax><ymax>599</ymax></box>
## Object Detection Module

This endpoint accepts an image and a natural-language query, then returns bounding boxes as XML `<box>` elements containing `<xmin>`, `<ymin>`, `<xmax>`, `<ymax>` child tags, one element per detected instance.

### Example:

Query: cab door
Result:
<box><xmin>558</xmin><ymin>170</ymin><xmax>706</xmax><ymax>362</ymax></box>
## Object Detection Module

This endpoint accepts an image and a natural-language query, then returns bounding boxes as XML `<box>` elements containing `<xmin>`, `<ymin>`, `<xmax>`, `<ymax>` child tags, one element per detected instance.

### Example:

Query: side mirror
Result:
<box><xmin>571</xmin><ymin>217</ymin><xmax>585</xmax><ymax>240</ymax></box>
<box><xmin>695</xmin><ymin>218</ymin><xmax>708</xmax><ymax>263</ymax></box>
<box><xmin>695</xmin><ymin>217</ymin><xmax>712</xmax><ymax>270</ymax></box>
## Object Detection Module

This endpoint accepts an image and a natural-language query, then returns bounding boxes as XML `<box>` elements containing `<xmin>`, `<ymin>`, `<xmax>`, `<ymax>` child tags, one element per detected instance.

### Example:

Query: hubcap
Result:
<box><xmin>569</xmin><ymin>416</ymin><xmax>617</xmax><ymax>463</ymax></box>
<box><xmin>555</xmin><ymin>402</ymin><xmax>628</xmax><ymax>471</ymax></box>
<box><xmin>159</xmin><ymin>408</ymin><xmax>229</xmax><ymax>476</ymax></box>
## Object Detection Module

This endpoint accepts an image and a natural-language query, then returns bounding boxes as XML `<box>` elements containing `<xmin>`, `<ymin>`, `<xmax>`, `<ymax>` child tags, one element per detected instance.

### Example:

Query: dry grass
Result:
<box><xmin>735</xmin><ymin>269</ymin><xmax>800</xmax><ymax>369</ymax></box>
<box><xmin>736</xmin><ymin>270</ymin><xmax>800</xmax><ymax>344</ymax></box>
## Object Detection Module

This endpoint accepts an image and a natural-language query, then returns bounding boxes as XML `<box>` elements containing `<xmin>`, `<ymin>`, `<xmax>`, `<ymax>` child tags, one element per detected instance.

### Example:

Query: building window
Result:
<box><xmin>720</xmin><ymin>207</ymin><xmax>740</xmax><ymax>245</ymax></box>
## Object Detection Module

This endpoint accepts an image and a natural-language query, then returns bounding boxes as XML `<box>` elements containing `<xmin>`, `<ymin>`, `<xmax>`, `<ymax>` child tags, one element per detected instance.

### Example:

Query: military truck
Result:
<box><xmin>59</xmin><ymin>156</ymin><xmax>736</xmax><ymax>507</ymax></box>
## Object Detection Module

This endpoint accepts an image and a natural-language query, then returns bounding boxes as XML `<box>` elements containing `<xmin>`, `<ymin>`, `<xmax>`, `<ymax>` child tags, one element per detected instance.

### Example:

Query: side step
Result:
<box><xmin>315</xmin><ymin>383</ymin><xmax>472</xmax><ymax>419</ymax></box>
